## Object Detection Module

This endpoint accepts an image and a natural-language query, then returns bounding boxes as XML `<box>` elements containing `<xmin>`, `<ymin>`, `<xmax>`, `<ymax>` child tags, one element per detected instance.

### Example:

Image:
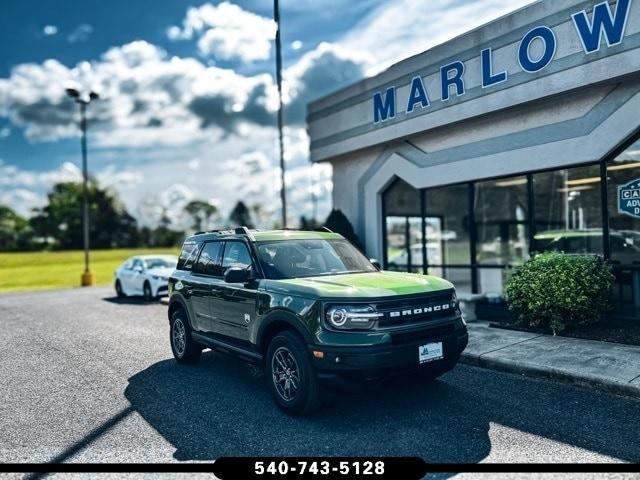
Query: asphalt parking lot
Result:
<box><xmin>1</xmin><ymin>286</ymin><xmax>640</xmax><ymax>470</ymax></box>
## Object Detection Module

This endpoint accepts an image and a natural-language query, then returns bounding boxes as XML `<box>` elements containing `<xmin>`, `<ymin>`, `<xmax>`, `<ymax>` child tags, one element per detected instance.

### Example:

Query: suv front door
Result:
<box><xmin>210</xmin><ymin>241</ymin><xmax>258</xmax><ymax>342</ymax></box>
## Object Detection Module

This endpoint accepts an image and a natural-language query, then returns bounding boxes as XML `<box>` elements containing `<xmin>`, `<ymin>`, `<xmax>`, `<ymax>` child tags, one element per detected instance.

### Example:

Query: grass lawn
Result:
<box><xmin>0</xmin><ymin>248</ymin><xmax>180</xmax><ymax>293</ymax></box>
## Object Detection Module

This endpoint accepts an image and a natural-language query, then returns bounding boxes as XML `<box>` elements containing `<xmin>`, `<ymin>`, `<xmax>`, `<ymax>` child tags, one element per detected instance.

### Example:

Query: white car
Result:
<box><xmin>114</xmin><ymin>255</ymin><xmax>178</xmax><ymax>301</ymax></box>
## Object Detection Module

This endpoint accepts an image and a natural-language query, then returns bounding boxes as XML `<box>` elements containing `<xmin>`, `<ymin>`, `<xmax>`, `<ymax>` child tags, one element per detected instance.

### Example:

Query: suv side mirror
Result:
<box><xmin>224</xmin><ymin>266</ymin><xmax>251</xmax><ymax>284</ymax></box>
<box><xmin>370</xmin><ymin>258</ymin><xmax>381</xmax><ymax>270</ymax></box>
<box><xmin>133</xmin><ymin>265</ymin><xmax>144</xmax><ymax>273</ymax></box>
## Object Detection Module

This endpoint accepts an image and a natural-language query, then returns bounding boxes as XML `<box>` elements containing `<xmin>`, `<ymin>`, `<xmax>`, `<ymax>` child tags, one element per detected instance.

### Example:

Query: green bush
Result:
<box><xmin>504</xmin><ymin>252</ymin><xmax>614</xmax><ymax>335</ymax></box>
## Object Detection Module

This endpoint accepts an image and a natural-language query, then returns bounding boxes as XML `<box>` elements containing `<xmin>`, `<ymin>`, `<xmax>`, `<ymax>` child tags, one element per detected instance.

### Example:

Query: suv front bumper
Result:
<box><xmin>310</xmin><ymin>322</ymin><xmax>468</xmax><ymax>378</ymax></box>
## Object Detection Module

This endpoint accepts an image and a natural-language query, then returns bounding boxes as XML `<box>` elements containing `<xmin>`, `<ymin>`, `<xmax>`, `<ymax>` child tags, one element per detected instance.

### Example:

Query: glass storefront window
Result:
<box><xmin>607</xmin><ymin>139</ymin><xmax>640</xmax><ymax>266</ymax></box>
<box><xmin>607</xmin><ymin>138</ymin><xmax>640</xmax><ymax>318</ymax></box>
<box><xmin>428</xmin><ymin>266</ymin><xmax>473</xmax><ymax>295</ymax></box>
<box><xmin>475</xmin><ymin>176</ymin><xmax>529</xmax><ymax>267</ymax></box>
<box><xmin>379</xmin><ymin>142</ymin><xmax>639</xmax><ymax>321</ymax></box>
<box><xmin>533</xmin><ymin>164</ymin><xmax>603</xmax><ymax>255</ymax></box>
<box><xmin>425</xmin><ymin>184</ymin><xmax>471</xmax><ymax>266</ymax></box>
<box><xmin>383</xmin><ymin>179</ymin><xmax>423</xmax><ymax>273</ymax></box>
<box><xmin>477</xmin><ymin>267</ymin><xmax>511</xmax><ymax>297</ymax></box>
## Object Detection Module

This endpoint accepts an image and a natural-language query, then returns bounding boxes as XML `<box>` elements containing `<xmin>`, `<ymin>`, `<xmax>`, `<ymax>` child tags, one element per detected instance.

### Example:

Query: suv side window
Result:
<box><xmin>193</xmin><ymin>241</ymin><xmax>224</xmax><ymax>276</ymax></box>
<box><xmin>222</xmin><ymin>241</ymin><xmax>253</xmax><ymax>271</ymax></box>
<box><xmin>177</xmin><ymin>242</ymin><xmax>202</xmax><ymax>270</ymax></box>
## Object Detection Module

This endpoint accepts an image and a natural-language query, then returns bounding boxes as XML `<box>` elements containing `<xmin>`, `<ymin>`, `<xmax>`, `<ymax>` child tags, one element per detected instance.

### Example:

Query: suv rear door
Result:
<box><xmin>209</xmin><ymin>240</ymin><xmax>258</xmax><ymax>341</ymax></box>
<box><xmin>188</xmin><ymin>241</ymin><xmax>224</xmax><ymax>332</ymax></box>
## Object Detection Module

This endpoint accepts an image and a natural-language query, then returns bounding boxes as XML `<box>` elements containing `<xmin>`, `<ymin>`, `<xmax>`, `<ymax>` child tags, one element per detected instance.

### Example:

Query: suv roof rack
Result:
<box><xmin>192</xmin><ymin>226</ymin><xmax>256</xmax><ymax>241</ymax></box>
<box><xmin>234</xmin><ymin>226</ymin><xmax>256</xmax><ymax>240</ymax></box>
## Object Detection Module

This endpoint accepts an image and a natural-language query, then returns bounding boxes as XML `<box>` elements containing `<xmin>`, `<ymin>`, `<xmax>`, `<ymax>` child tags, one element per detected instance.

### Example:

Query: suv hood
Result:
<box><xmin>262</xmin><ymin>271</ymin><xmax>454</xmax><ymax>299</ymax></box>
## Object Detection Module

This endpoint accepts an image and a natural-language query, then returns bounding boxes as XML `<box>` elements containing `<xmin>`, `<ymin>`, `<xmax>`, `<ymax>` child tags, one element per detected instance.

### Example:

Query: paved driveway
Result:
<box><xmin>1</xmin><ymin>287</ymin><xmax>639</xmax><ymax>468</ymax></box>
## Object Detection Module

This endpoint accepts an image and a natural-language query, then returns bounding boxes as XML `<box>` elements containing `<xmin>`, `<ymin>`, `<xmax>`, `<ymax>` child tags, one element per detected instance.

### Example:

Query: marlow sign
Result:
<box><xmin>373</xmin><ymin>0</ymin><xmax>633</xmax><ymax>124</ymax></box>
<box><xmin>619</xmin><ymin>178</ymin><xmax>640</xmax><ymax>219</ymax></box>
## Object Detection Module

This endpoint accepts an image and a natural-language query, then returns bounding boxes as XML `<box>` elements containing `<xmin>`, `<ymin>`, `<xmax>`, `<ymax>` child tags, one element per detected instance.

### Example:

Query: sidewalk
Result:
<box><xmin>461</xmin><ymin>322</ymin><xmax>640</xmax><ymax>399</ymax></box>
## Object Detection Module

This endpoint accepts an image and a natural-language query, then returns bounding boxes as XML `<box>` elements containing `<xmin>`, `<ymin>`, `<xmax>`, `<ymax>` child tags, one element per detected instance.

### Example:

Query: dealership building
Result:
<box><xmin>307</xmin><ymin>0</ymin><xmax>640</xmax><ymax>320</ymax></box>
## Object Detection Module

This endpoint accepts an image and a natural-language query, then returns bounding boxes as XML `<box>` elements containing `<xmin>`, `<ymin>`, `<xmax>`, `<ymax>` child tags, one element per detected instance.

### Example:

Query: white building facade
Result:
<box><xmin>307</xmin><ymin>0</ymin><xmax>640</xmax><ymax>320</ymax></box>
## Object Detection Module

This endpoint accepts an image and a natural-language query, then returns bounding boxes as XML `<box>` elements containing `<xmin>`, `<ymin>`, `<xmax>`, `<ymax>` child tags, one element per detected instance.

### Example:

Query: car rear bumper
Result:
<box><xmin>310</xmin><ymin>324</ymin><xmax>468</xmax><ymax>379</ymax></box>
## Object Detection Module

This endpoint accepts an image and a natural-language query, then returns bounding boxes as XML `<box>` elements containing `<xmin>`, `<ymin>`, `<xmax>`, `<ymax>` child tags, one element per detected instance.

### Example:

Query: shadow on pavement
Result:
<box><xmin>125</xmin><ymin>352</ymin><xmax>640</xmax><ymax>464</ymax></box>
<box><xmin>125</xmin><ymin>352</ymin><xmax>487</xmax><ymax>462</ymax></box>
<box><xmin>102</xmin><ymin>296</ymin><xmax>158</xmax><ymax>306</ymax></box>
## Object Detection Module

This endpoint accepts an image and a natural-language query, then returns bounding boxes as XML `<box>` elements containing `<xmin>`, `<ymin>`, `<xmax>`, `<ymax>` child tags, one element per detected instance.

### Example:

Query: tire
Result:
<box><xmin>143</xmin><ymin>281</ymin><xmax>154</xmax><ymax>302</ymax></box>
<box><xmin>115</xmin><ymin>280</ymin><xmax>126</xmax><ymax>298</ymax></box>
<box><xmin>266</xmin><ymin>331</ymin><xmax>322</xmax><ymax>415</ymax></box>
<box><xmin>170</xmin><ymin>309</ymin><xmax>202</xmax><ymax>364</ymax></box>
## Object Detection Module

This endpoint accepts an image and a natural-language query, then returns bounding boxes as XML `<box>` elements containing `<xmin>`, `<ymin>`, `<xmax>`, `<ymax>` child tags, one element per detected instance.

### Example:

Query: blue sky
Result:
<box><xmin>0</xmin><ymin>0</ymin><xmax>534</xmax><ymax>228</ymax></box>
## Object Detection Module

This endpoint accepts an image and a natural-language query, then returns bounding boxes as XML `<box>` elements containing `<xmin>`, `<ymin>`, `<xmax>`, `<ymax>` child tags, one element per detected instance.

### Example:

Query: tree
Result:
<box><xmin>299</xmin><ymin>215</ymin><xmax>320</xmax><ymax>231</ymax></box>
<box><xmin>228</xmin><ymin>201</ymin><xmax>254</xmax><ymax>228</ymax></box>
<box><xmin>0</xmin><ymin>205</ymin><xmax>30</xmax><ymax>251</ymax></box>
<box><xmin>30</xmin><ymin>181</ymin><xmax>141</xmax><ymax>249</ymax></box>
<box><xmin>184</xmin><ymin>200</ymin><xmax>219</xmax><ymax>232</ymax></box>
<box><xmin>149</xmin><ymin>208</ymin><xmax>185</xmax><ymax>247</ymax></box>
<box><xmin>324</xmin><ymin>209</ymin><xmax>363</xmax><ymax>251</ymax></box>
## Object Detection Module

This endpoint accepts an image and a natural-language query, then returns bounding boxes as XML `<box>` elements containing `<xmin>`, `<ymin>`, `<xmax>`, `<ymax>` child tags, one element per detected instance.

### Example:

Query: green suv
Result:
<box><xmin>167</xmin><ymin>228</ymin><xmax>468</xmax><ymax>414</ymax></box>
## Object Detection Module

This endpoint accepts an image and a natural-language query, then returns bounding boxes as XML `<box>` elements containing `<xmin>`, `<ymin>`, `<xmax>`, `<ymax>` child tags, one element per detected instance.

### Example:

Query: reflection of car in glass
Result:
<box><xmin>387</xmin><ymin>243</ymin><xmax>442</xmax><ymax>269</ymax></box>
<box><xmin>114</xmin><ymin>255</ymin><xmax>178</xmax><ymax>301</ymax></box>
<box><xmin>167</xmin><ymin>228</ymin><xmax>467</xmax><ymax>415</ymax></box>
<box><xmin>535</xmin><ymin>229</ymin><xmax>640</xmax><ymax>264</ymax></box>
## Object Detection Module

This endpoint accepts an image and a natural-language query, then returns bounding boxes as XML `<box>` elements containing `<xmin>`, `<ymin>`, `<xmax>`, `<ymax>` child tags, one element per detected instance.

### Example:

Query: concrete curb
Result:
<box><xmin>460</xmin><ymin>351</ymin><xmax>640</xmax><ymax>400</ymax></box>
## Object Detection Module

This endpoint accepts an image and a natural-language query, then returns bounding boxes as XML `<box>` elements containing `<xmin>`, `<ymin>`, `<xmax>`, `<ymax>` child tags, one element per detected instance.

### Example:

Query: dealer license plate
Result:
<box><xmin>418</xmin><ymin>342</ymin><xmax>443</xmax><ymax>364</ymax></box>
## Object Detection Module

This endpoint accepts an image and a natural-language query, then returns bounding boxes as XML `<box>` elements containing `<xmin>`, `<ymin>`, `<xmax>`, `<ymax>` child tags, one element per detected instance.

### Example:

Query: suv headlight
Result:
<box><xmin>325</xmin><ymin>305</ymin><xmax>383</xmax><ymax>330</ymax></box>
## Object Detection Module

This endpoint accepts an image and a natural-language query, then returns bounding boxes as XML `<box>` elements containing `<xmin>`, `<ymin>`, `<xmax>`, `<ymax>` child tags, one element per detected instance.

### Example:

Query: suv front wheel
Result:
<box><xmin>170</xmin><ymin>309</ymin><xmax>202</xmax><ymax>364</ymax></box>
<box><xmin>266</xmin><ymin>331</ymin><xmax>322</xmax><ymax>415</ymax></box>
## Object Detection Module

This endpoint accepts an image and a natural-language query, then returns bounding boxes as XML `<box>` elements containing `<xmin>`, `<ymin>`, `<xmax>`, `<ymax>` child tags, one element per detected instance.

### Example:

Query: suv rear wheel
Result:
<box><xmin>170</xmin><ymin>309</ymin><xmax>202</xmax><ymax>364</ymax></box>
<box><xmin>266</xmin><ymin>331</ymin><xmax>322</xmax><ymax>415</ymax></box>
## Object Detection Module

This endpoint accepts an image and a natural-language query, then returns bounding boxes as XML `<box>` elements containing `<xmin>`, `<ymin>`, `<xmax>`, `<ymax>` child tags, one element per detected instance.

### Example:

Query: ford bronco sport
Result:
<box><xmin>167</xmin><ymin>228</ymin><xmax>468</xmax><ymax>414</ymax></box>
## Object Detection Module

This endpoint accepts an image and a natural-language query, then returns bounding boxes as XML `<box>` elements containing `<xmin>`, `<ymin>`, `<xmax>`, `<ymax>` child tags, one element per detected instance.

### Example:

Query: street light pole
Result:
<box><xmin>66</xmin><ymin>88</ymin><xmax>99</xmax><ymax>287</ymax></box>
<box><xmin>273</xmin><ymin>0</ymin><xmax>287</xmax><ymax>228</ymax></box>
<box><xmin>79</xmin><ymin>101</ymin><xmax>90</xmax><ymax>282</ymax></box>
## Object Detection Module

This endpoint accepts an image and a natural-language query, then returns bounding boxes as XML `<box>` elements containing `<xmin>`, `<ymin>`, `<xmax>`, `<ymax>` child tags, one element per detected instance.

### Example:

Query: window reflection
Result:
<box><xmin>383</xmin><ymin>179</ymin><xmax>423</xmax><ymax>273</ymax></box>
<box><xmin>533</xmin><ymin>165</ymin><xmax>602</xmax><ymax>254</ymax></box>
<box><xmin>607</xmin><ymin>139</ymin><xmax>640</xmax><ymax>266</ymax></box>
<box><xmin>425</xmin><ymin>184</ymin><xmax>471</xmax><ymax>266</ymax></box>
<box><xmin>475</xmin><ymin>176</ymin><xmax>529</xmax><ymax>266</ymax></box>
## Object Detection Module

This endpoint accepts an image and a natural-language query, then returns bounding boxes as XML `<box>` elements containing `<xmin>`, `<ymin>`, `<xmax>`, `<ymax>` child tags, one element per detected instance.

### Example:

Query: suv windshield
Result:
<box><xmin>256</xmin><ymin>239</ymin><xmax>376</xmax><ymax>279</ymax></box>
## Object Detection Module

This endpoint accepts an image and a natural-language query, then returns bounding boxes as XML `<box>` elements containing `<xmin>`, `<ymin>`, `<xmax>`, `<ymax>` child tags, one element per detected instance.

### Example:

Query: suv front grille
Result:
<box><xmin>375</xmin><ymin>290</ymin><xmax>457</xmax><ymax>329</ymax></box>
<box><xmin>390</xmin><ymin>324</ymin><xmax>456</xmax><ymax>345</ymax></box>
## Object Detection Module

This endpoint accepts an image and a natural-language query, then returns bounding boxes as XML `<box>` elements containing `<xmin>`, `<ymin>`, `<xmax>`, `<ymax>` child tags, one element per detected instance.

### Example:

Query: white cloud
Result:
<box><xmin>43</xmin><ymin>25</ymin><xmax>58</xmax><ymax>36</ymax></box>
<box><xmin>167</xmin><ymin>2</ymin><xmax>277</xmax><ymax>62</ymax></box>
<box><xmin>291</xmin><ymin>40</ymin><xmax>303</xmax><ymax>51</ymax></box>
<box><xmin>283</xmin><ymin>42</ymin><xmax>370</xmax><ymax>123</ymax></box>
<box><xmin>0</xmin><ymin>0</ymin><xmax>540</xmax><ymax>226</ymax></box>
<box><xmin>0</xmin><ymin>127</ymin><xmax>10</xmax><ymax>138</ymax></box>
<box><xmin>67</xmin><ymin>24</ymin><xmax>93</xmax><ymax>44</ymax></box>
<box><xmin>341</xmin><ymin>0</ymin><xmax>536</xmax><ymax>74</ymax></box>
<box><xmin>187</xmin><ymin>158</ymin><xmax>201</xmax><ymax>171</ymax></box>
<box><xmin>0</xmin><ymin>41</ymin><xmax>278</xmax><ymax>146</ymax></box>
<box><xmin>0</xmin><ymin>188</ymin><xmax>42</xmax><ymax>214</ymax></box>
<box><xmin>0</xmin><ymin>38</ymin><xmax>368</xmax><ymax>147</ymax></box>
<box><xmin>0</xmin><ymin>160</ymin><xmax>81</xmax><ymax>188</ymax></box>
